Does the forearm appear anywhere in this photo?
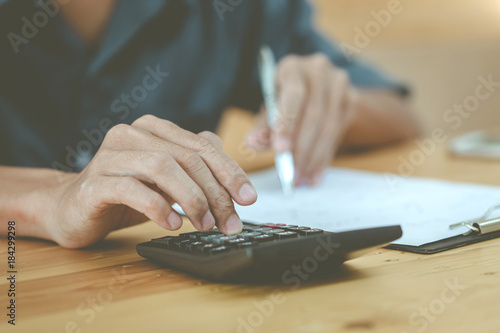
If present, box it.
[0,166,72,241]
[342,89,419,149]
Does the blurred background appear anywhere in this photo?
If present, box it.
[219,0,500,170]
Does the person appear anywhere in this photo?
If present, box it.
[0,0,417,248]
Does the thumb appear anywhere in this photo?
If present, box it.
[245,106,271,151]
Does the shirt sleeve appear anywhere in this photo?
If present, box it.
[228,0,408,113]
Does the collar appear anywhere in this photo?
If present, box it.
[88,0,171,75]
[0,0,195,74]
[89,0,197,75]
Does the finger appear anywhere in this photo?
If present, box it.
[275,56,307,152]
[302,67,351,183]
[131,116,257,206]
[309,74,355,184]
[245,106,271,151]
[99,124,178,207]
[311,89,357,179]
[90,176,182,230]
[302,101,345,185]
[100,128,243,234]
[197,131,245,234]
[198,130,223,149]
[141,182,177,214]
[101,126,242,234]
[167,143,243,235]
[92,148,214,232]
[293,54,331,183]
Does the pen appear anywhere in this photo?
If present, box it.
[258,46,295,196]
[449,204,500,234]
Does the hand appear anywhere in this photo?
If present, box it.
[246,53,358,186]
[50,115,257,248]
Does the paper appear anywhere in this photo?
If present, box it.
[233,168,500,246]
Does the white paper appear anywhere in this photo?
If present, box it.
[232,168,500,246]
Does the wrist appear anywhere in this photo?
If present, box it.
[9,169,77,244]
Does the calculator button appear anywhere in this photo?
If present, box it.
[285,226,310,232]
[274,231,298,240]
[172,239,191,249]
[262,224,276,228]
[275,224,287,227]
[298,228,324,236]
[184,241,206,251]
[200,234,223,242]
[237,241,258,248]
[282,225,301,231]
[209,246,230,255]
[213,235,239,244]
[181,240,207,251]
[254,227,272,232]
[151,236,176,245]
[238,232,262,240]
[225,238,247,247]
[195,243,218,254]
[260,228,285,234]
[180,231,204,240]
[242,225,261,231]
[250,234,274,242]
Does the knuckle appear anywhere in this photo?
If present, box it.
[278,54,301,70]
[188,190,207,210]
[194,136,216,153]
[210,189,233,211]
[144,193,163,212]
[145,152,173,175]
[104,124,130,145]
[220,164,246,186]
[180,151,204,171]
[199,131,222,146]
[84,154,103,174]
[93,147,112,162]
[311,53,330,67]
[198,130,213,138]
[132,114,157,126]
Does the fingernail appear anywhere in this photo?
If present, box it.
[239,183,257,203]
[201,211,216,231]
[273,136,291,152]
[225,214,242,235]
[167,212,182,229]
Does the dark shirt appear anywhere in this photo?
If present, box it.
[0,0,406,171]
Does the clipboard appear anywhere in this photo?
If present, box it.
[386,205,500,254]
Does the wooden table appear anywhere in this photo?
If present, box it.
[2,140,500,333]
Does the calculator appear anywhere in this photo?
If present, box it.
[136,222,402,282]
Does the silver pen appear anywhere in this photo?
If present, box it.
[258,46,295,196]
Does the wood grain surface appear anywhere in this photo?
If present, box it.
[2,138,500,333]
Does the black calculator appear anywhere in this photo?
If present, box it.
[136,222,402,283]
